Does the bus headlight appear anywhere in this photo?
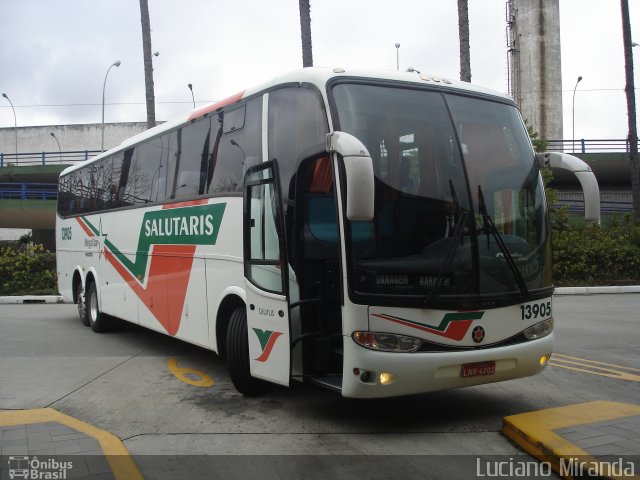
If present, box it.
[352,331,422,352]
[523,318,554,340]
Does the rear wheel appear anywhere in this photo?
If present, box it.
[77,287,90,326]
[226,307,270,396]
[86,282,109,333]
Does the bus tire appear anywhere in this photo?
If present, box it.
[77,287,90,327]
[226,307,270,396]
[86,282,109,333]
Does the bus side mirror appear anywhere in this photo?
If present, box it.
[535,152,550,169]
[327,132,375,221]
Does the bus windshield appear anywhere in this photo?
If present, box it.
[331,82,551,308]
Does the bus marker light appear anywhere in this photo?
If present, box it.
[379,372,396,385]
[540,354,551,366]
[360,370,372,382]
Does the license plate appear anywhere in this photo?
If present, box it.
[461,361,496,377]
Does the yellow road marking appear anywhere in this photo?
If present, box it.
[550,353,640,382]
[167,357,215,387]
[0,408,142,480]
[503,401,640,480]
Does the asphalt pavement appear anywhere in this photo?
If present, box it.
[0,293,638,479]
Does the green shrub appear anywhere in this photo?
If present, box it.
[0,243,58,295]
[552,214,640,286]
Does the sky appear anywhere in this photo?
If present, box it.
[0,0,638,142]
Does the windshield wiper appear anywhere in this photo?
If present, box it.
[425,181,469,306]
[477,185,529,300]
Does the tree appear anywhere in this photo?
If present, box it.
[139,0,156,129]
[621,0,640,219]
[299,0,313,68]
[458,0,471,82]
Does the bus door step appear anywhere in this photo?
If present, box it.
[308,375,343,393]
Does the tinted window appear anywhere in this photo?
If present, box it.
[208,97,262,193]
[58,174,72,216]
[174,118,210,200]
[268,87,328,195]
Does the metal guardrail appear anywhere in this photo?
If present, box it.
[0,140,636,166]
[546,139,638,154]
[0,182,58,201]
[556,192,633,215]
[0,150,101,167]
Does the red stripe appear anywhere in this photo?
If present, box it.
[255,331,283,362]
[163,198,209,210]
[104,244,195,336]
[75,217,94,237]
[375,314,473,342]
[188,91,245,122]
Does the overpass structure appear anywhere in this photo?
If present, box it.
[0,135,636,251]
[0,123,149,248]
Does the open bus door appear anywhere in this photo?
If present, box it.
[243,161,291,387]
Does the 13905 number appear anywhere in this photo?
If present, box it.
[520,301,552,320]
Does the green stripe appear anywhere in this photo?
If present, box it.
[252,328,273,350]
[82,203,226,282]
[385,311,484,332]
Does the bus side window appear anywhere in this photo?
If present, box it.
[209,97,262,194]
[174,118,210,200]
[106,154,123,209]
[268,86,328,192]
[58,174,72,216]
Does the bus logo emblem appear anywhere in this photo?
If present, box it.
[252,328,283,362]
[472,325,486,343]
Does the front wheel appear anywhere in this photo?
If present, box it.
[226,307,270,396]
[86,282,109,333]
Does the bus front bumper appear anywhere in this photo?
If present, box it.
[340,333,554,398]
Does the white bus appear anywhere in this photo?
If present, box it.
[56,67,598,398]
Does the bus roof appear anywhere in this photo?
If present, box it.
[60,67,513,176]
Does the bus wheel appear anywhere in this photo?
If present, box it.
[86,282,108,333]
[77,287,90,327]
[226,307,270,396]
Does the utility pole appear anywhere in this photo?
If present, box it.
[621,0,639,219]
[299,0,313,67]
[458,0,471,82]
[139,0,156,129]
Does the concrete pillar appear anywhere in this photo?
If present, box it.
[509,0,563,141]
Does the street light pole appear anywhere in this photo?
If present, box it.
[188,83,195,109]
[2,93,17,161]
[50,132,62,162]
[622,0,639,219]
[101,60,121,152]
[572,75,582,153]
[395,43,400,70]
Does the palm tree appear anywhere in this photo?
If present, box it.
[299,0,313,68]
[458,0,471,82]
[139,0,156,129]
[621,0,639,219]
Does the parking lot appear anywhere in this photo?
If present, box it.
[1,294,639,478]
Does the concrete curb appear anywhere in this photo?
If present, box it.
[503,401,640,480]
[554,286,640,295]
[0,295,65,304]
[0,408,143,480]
